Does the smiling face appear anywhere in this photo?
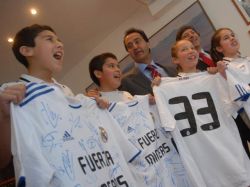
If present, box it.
[96,57,122,91]
[172,40,198,73]
[124,32,151,64]
[24,30,64,81]
[215,29,240,58]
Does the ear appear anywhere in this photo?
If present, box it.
[94,70,103,79]
[19,46,34,57]
[172,57,179,65]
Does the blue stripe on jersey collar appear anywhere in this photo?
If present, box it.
[20,88,55,107]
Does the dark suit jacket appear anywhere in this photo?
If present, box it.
[119,63,177,95]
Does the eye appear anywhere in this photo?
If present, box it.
[107,64,114,68]
[181,47,188,52]
[222,35,229,40]
[46,36,53,41]
[126,43,133,49]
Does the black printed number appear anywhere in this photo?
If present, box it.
[169,92,220,137]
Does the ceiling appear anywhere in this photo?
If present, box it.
[0,0,146,85]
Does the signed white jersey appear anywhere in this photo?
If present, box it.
[224,58,250,120]
[10,83,140,187]
[153,72,250,187]
[108,95,193,187]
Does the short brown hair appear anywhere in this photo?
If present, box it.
[176,25,200,41]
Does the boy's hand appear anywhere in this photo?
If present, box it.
[94,96,109,109]
[0,84,26,119]
[151,76,161,87]
[85,88,100,97]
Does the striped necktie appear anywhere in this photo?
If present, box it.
[199,52,215,67]
[146,64,161,79]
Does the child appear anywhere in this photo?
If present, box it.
[210,27,250,158]
[0,24,73,185]
[0,24,108,186]
[89,52,194,187]
[175,25,216,71]
[153,39,250,187]
[88,52,133,102]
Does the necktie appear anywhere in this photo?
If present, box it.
[199,52,215,67]
[146,64,161,79]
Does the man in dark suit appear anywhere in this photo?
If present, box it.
[120,28,177,95]
[175,25,215,71]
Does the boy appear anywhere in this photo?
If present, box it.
[0,24,107,186]
[88,52,133,102]
[0,24,71,185]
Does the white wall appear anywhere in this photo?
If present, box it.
[199,0,250,56]
[62,0,250,94]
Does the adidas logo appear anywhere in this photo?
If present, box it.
[63,131,74,142]
[127,126,135,133]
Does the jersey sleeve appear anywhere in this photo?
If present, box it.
[10,104,55,187]
[153,85,176,131]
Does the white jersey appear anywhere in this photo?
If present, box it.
[223,57,250,122]
[10,82,140,187]
[1,74,74,97]
[153,72,250,187]
[108,95,192,187]
[100,90,133,102]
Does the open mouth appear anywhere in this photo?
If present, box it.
[231,41,238,47]
[114,74,121,79]
[188,54,197,60]
[53,51,63,60]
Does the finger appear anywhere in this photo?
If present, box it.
[1,87,26,104]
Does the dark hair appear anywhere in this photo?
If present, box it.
[89,52,117,86]
[176,25,200,41]
[123,28,149,51]
[210,28,233,63]
[12,24,55,68]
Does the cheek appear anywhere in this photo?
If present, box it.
[100,71,114,82]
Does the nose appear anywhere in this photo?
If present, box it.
[230,35,236,40]
[115,65,121,71]
[130,42,140,50]
[57,40,64,49]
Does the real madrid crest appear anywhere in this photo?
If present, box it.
[99,126,108,143]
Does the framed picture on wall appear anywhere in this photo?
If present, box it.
[232,0,250,25]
